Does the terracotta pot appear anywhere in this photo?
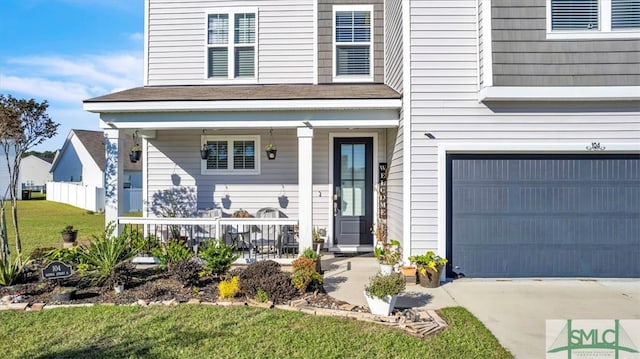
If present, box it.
[400,266,417,277]
[417,266,443,288]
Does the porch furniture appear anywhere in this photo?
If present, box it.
[253,207,286,256]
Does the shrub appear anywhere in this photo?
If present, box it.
[152,240,192,270]
[254,288,269,303]
[364,273,406,299]
[169,259,202,287]
[110,262,135,287]
[198,240,240,276]
[218,276,240,299]
[0,256,32,286]
[44,247,84,266]
[126,228,161,255]
[235,260,297,304]
[301,247,320,261]
[29,247,57,262]
[79,222,143,286]
[291,257,323,293]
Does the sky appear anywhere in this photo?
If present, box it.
[0,0,144,151]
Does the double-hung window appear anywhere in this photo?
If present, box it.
[547,0,640,38]
[333,5,373,81]
[207,10,257,80]
[201,136,260,175]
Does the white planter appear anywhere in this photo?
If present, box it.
[379,264,394,275]
[114,284,125,293]
[364,292,398,316]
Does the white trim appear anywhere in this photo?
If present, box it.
[200,135,261,175]
[479,86,640,102]
[545,0,640,39]
[143,0,149,86]
[85,99,402,113]
[142,136,148,218]
[436,141,640,263]
[313,0,318,85]
[332,5,375,82]
[480,0,493,88]
[402,0,412,261]
[100,119,399,130]
[328,132,379,248]
[298,127,314,251]
[204,8,259,82]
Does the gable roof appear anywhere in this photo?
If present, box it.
[51,130,141,173]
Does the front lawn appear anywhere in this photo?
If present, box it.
[4,200,104,256]
[0,305,512,358]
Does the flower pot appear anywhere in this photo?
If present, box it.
[52,288,76,302]
[130,150,142,163]
[114,284,125,293]
[417,266,443,288]
[61,231,78,243]
[379,263,394,275]
[200,149,209,160]
[265,149,277,160]
[400,266,417,277]
[364,292,398,316]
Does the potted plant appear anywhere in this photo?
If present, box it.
[312,227,326,251]
[200,144,209,160]
[61,225,78,244]
[52,286,77,302]
[130,144,142,163]
[265,143,277,160]
[374,238,401,275]
[409,251,448,288]
[364,273,406,316]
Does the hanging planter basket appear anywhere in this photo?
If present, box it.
[130,148,141,163]
[265,148,277,160]
[200,144,209,160]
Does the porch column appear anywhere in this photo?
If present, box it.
[103,129,124,234]
[297,127,314,252]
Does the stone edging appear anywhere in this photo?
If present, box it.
[0,299,447,338]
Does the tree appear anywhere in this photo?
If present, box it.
[0,95,59,256]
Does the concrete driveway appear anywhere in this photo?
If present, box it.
[441,279,640,358]
[323,256,640,358]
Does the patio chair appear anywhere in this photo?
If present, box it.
[252,207,283,255]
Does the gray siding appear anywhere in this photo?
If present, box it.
[147,0,314,85]
[384,0,403,92]
[409,0,640,256]
[491,0,640,86]
[317,0,384,84]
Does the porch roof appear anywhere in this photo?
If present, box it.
[83,84,401,113]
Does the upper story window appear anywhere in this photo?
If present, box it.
[207,10,257,81]
[333,5,374,82]
[547,0,640,39]
[201,135,260,175]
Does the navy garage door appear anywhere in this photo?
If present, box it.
[448,154,640,278]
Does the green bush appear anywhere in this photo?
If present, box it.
[44,247,84,266]
[79,222,143,286]
[125,227,161,255]
[301,247,320,261]
[291,257,323,293]
[364,273,406,299]
[152,240,192,270]
[198,240,239,276]
[0,256,32,286]
[254,288,269,303]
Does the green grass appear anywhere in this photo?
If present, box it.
[0,305,512,359]
[4,200,105,256]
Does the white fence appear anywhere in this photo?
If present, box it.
[46,182,142,213]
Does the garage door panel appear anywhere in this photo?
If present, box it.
[449,154,640,278]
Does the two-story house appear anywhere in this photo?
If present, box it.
[84,0,639,278]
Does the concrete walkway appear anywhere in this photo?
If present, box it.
[322,254,640,359]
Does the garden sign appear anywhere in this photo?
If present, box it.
[42,261,73,280]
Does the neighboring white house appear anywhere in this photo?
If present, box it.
[48,129,142,211]
[20,154,53,191]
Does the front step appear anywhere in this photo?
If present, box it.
[329,245,374,254]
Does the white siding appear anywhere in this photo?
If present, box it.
[20,156,52,188]
[409,0,640,255]
[147,0,314,85]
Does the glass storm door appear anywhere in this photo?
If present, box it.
[333,138,373,246]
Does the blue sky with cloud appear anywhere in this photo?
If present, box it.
[0,0,144,151]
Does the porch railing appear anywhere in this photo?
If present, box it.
[117,217,299,261]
